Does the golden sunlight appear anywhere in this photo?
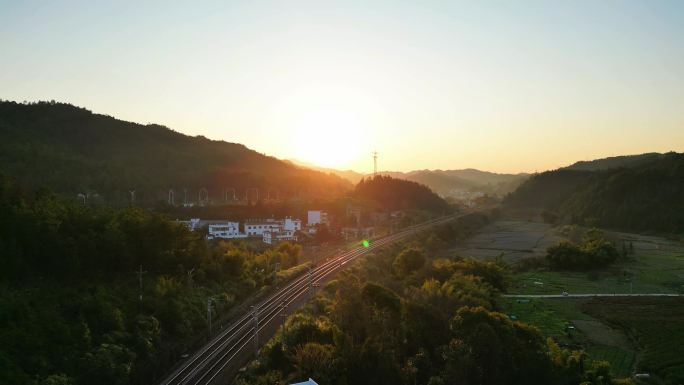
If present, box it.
[289,106,366,169]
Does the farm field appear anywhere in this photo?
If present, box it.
[509,230,684,295]
[452,220,563,262]
[477,221,684,381]
[455,220,684,295]
[501,298,636,378]
[583,297,684,385]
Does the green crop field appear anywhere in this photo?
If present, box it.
[585,345,636,379]
[506,227,684,295]
[476,222,684,381]
[500,297,636,378]
[583,297,684,385]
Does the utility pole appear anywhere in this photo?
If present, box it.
[187,268,195,289]
[307,266,319,298]
[279,301,288,334]
[308,265,314,298]
[207,298,213,338]
[135,265,147,310]
[274,262,280,288]
[251,305,259,356]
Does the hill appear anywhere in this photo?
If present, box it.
[503,152,684,234]
[353,175,451,213]
[0,101,351,205]
[565,152,666,171]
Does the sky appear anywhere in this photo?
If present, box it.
[1,1,683,174]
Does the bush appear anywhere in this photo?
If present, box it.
[546,238,619,271]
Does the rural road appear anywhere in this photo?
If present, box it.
[504,293,684,298]
[159,213,464,385]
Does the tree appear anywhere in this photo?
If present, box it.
[40,374,76,385]
[78,343,135,385]
[454,258,508,292]
[445,306,555,385]
[292,343,337,383]
[277,242,301,269]
[361,283,401,314]
[393,247,426,278]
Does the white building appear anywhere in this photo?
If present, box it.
[282,217,302,232]
[178,218,201,231]
[245,220,280,237]
[263,229,297,244]
[207,222,247,240]
[186,217,301,243]
[246,217,301,237]
[307,210,329,226]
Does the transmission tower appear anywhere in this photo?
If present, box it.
[373,151,378,176]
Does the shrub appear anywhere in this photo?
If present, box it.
[546,238,619,271]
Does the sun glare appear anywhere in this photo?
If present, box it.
[289,107,366,168]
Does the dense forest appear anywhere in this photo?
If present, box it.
[0,173,305,385]
[354,175,452,214]
[503,152,684,234]
[235,218,631,385]
[0,100,350,205]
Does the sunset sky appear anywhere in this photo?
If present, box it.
[2,1,683,173]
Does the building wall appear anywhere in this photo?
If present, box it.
[308,210,328,226]
[208,222,245,239]
[245,223,279,236]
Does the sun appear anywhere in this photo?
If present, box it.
[289,107,366,169]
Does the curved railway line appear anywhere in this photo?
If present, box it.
[160,214,461,385]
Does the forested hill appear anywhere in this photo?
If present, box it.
[565,152,666,171]
[354,175,452,213]
[0,100,350,204]
[503,152,684,234]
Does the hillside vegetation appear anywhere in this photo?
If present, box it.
[353,175,452,214]
[0,173,305,385]
[565,153,667,171]
[0,101,350,205]
[503,153,684,234]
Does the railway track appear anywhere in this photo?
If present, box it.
[160,214,460,385]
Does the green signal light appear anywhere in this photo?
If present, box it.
[362,240,370,248]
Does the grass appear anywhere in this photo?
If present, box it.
[508,231,684,295]
[503,296,684,382]
[586,345,635,378]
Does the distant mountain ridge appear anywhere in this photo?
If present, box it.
[0,101,351,205]
[288,160,529,198]
[564,152,667,171]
